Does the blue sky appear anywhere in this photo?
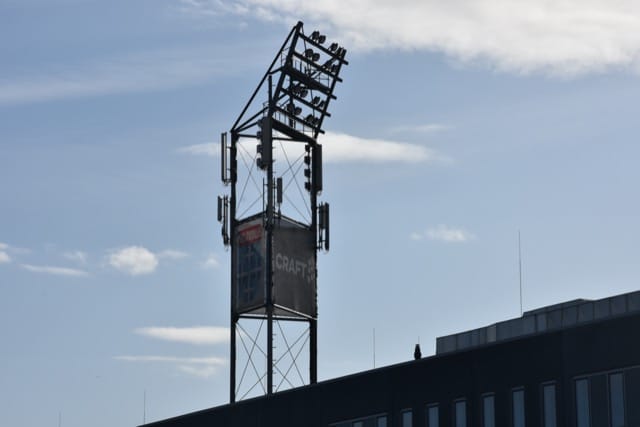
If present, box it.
[2,1,640,426]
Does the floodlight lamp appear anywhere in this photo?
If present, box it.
[318,35,326,44]
[300,88,309,98]
[286,102,295,113]
[322,59,332,69]
[312,96,321,105]
[329,42,338,52]
[304,48,314,58]
[330,64,338,74]
[312,53,320,62]
[311,30,320,41]
[286,102,302,116]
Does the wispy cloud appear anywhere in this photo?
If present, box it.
[115,355,226,378]
[63,250,87,264]
[322,131,445,163]
[186,0,640,75]
[178,143,219,157]
[176,364,219,378]
[202,253,220,269]
[178,133,445,164]
[21,264,89,277]
[135,326,229,345]
[108,246,158,276]
[411,225,475,243]
[0,46,243,106]
[157,249,189,260]
[389,123,450,135]
[0,243,10,264]
[0,242,30,263]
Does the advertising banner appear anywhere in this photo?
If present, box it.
[233,218,266,314]
[272,217,317,318]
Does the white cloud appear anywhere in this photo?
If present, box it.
[321,131,445,163]
[157,249,189,260]
[178,143,219,157]
[21,264,89,277]
[0,251,10,264]
[135,326,229,345]
[411,225,475,243]
[115,355,226,378]
[179,132,445,164]
[63,250,87,264]
[0,47,242,105]
[189,0,640,75]
[115,355,225,364]
[108,246,158,276]
[202,253,220,269]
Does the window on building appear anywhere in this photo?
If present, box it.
[609,373,625,427]
[402,409,412,427]
[330,414,389,427]
[426,404,439,427]
[575,378,590,427]
[512,388,525,427]
[454,400,467,427]
[482,394,495,427]
[542,383,557,427]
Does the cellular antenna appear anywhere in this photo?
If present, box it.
[518,230,523,316]
[218,21,348,403]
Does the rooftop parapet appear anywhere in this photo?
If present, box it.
[436,290,640,354]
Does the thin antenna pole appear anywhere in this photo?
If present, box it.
[373,328,376,369]
[143,389,146,424]
[518,230,523,316]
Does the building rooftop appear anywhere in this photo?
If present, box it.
[436,289,640,354]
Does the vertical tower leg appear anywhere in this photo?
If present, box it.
[230,319,236,403]
[310,318,317,384]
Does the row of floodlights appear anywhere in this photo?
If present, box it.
[309,30,344,55]
[303,49,340,74]
[288,85,326,107]
[285,102,320,126]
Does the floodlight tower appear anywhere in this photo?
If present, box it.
[218,21,348,403]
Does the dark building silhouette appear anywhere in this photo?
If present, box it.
[144,290,640,427]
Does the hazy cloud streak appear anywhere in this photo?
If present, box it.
[202,253,221,269]
[135,326,230,345]
[63,250,87,264]
[412,225,475,243]
[21,264,89,277]
[0,47,241,105]
[157,249,189,260]
[115,355,227,378]
[178,143,219,157]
